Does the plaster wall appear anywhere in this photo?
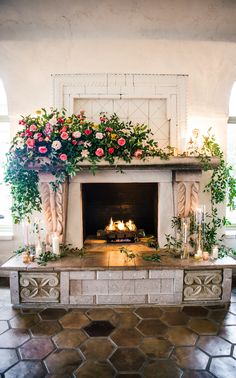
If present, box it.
[0,0,236,262]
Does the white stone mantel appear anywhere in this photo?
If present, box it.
[38,157,219,248]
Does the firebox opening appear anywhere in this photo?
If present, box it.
[82,183,158,241]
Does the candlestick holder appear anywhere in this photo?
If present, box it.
[181,217,190,259]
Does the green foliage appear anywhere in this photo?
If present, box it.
[164,234,183,251]
[119,246,137,260]
[142,253,161,262]
[36,251,59,266]
[59,244,86,258]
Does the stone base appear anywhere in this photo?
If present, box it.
[2,251,235,307]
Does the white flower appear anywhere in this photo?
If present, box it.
[50,116,58,126]
[16,139,24,150]
[52,140,62,150]
[81,149,89,158]
[96,132,104,140]
[72,131,81,138]
[84,141,91,147]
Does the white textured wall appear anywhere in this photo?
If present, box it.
[1,0,236,261]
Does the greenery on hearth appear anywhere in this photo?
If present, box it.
[5,108,170,223]
[142,253,161,262]
[119,246,137,260]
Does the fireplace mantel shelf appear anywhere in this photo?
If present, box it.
[76,156,220,171]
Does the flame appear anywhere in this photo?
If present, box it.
[126,220,135,231]
[117,220,125,231]
[108,217,114,231]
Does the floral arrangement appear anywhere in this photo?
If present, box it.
[5,108,169,223]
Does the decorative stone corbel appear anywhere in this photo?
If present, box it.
[39,173,68,244]
[174,171,201,217]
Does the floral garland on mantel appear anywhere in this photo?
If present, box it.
[5,108,170,223]
[4,106,236,257]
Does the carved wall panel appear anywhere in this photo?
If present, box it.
[19,272,60,303]
[183,270,222,301]
[39,179,68,244]
[174,172,201,217]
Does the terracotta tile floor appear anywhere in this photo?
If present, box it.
[0,278,236,377]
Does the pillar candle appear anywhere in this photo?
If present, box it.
[52,234,60,255]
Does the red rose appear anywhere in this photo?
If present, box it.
[72,140,77,145]
[19,120,25,125]
[38,146,47,154]
[117,137,126,146]
[57,117,65,124]
[108,147,114,154]
[26,138,35,149]
[84,129,92,136]
[59,153,67,161]
[26,130,33,137]
[61,132,69,140]
[105,127,113,132]
[95,148,104,157]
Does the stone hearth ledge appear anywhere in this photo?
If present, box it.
[1,253,235,307]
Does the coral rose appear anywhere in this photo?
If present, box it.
[84,129,92,136]
[38,146,48,154]
[29,124,37,131]
[26,138,35,149]
[117,137,126,146]
[60,126,67,133]
[134,149,143,159]
[59,153,67,161]
[105,127,113,132]
[61,131,69,140]
[108,147,114,154]
[95,148,104,157]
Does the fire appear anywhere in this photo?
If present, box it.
[106,218,137,232]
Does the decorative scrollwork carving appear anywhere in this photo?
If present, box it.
[19,272,60,303]
[184,270,222,301]
[177,182,186,217]
[190,182,200,213]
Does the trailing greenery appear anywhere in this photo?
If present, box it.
[5,109,170,223]
[142,253,161,262]
[119,246,137,260]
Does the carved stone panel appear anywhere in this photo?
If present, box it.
[174,172,201,217]
[183,270,222,301]
[19,272,60,303]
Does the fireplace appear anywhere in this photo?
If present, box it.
[82,183,158,241]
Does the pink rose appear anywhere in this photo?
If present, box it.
[108,147,114,154]
[105,127,113,132]
[117,137,126,146]
[60,126,67,133]
[72,140,77,145]
[38,146,48,154]
[59,153,67,161]
[61,131,69,140]
[25,130,33,137]
[72,131,81,138]
[34,132,42,139]
[20,132,25,137]
[38,137,43,142]
[29,124,37,131]
[78,141,84,145]
[26,138,35,149]
[134,149,143,159]
[95,148,104,157]
[84,129,92,136]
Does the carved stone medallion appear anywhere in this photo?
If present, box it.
[183,270,222,301]
[19,272,60,303]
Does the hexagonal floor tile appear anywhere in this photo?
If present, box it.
[19,338,55,359]
[80,338,115,360]
[167,326,198,346]
[0,306,19,320]
[0,320,9,335]
[84,320,115,337]
[182,306,209,317]
[4,361,45,378]
[219,325,236,343]
[74,361,115,377]
[229,302,236,315]
[188,318,218,335]
[222,312,236,325]
[142,360,182,378]
[116,312,139,328]
[182,371,213,378]
[44,349,82,375]
[116,374,141,378]
[197,335,232,356]
[0,349,18,373]
[39,308,67,320]
[0,328,30,348]
[53,329,87,348]
[110,348,145,371]
[161,311,189,326]
[140,337,173,359]
[171,346,209,370]
[59,311,90,329]
[137,319,168,337]
[135,307,163,319]
[30,320,62,337]
[86,308,118,325]
[111,328,142,347]
[208,310,227,323]
[9,313,39,329]
[210,356,236,378]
